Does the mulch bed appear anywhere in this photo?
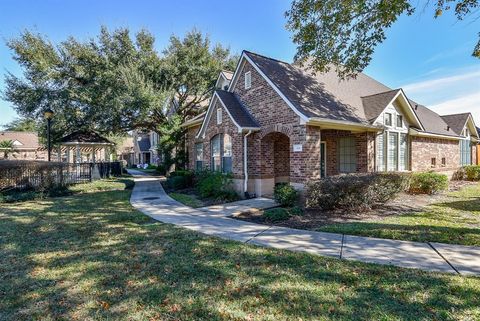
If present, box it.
[233,180,478,230]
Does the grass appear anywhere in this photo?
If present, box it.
[169,192,204,208]
[319,183,480,246]
[1,178,480,320]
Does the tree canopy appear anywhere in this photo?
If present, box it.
[2,117,38,132]
[286,0,480,78]
[3,27,237,137]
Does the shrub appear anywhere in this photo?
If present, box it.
[195,170,238,201]
[166,170,194,190]
[305,173,411,211]
[273,183,298,207]
[464,165,480,181]
[146,164,157,170]
[408,172,448,194]
[288,206,304,216]
[156,164,166,175]
[263,208,291,222]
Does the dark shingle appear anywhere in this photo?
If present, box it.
[245,51,391,124]
[137,136,151,152]
[361,89,401,121]
[216,90,260,128]
[440,113,471,136]
[409,102,457,137]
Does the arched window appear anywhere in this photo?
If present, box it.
[210,134,232,173]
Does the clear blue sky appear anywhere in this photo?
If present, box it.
[1,0,479,126]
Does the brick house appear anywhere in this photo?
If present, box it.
[182,51,479,197]
[0,131,47,160]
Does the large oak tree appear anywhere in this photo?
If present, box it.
[3,27,236,138]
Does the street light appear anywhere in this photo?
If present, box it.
[44,108,54,162]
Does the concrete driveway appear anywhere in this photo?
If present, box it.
[128,170,480,275]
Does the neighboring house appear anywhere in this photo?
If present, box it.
[133,131,156,165]
[0,131,46,160]
[116,136,135,166]
[182,50,479,197]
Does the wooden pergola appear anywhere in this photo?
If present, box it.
[58,130,114,164]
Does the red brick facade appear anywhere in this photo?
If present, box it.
[185,58,476,196]
[410,136,460,172]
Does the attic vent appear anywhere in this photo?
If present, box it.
[244,71,251,90]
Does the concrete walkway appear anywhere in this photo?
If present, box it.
[127,171,480,276]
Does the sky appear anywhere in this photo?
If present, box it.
[0,0,479,127]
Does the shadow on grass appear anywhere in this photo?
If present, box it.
[1,189,480,320]
[436,196,480,212]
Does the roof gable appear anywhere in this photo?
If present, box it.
[0,131,39,149]
[364,89,423,130]
[362,89,401,121]
[441,113,478,137]
[196,90,260,138]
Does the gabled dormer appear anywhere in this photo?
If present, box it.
[441,113,479,140]
[215,70,234,90]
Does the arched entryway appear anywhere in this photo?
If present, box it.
[259,132,290,196]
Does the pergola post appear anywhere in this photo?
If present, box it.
[76,145,81,163]
[92,147,96,164]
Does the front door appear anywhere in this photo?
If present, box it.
[320,142,326,178]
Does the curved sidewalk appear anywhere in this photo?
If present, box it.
[128,171,480,276]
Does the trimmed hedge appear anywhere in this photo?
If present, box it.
[305,173,411,211]
[166,170,194,190]
[408,172,448,195]
[273,183,298,207]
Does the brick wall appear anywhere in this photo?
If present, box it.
[186,124,201,170]
[232,60,315,183]
[410,136,460,171]
[193,100,244,179]
[321,130,375,176]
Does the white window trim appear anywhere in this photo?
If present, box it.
[384,113,392,126]
[216,107,222,125]
[244,71,251,89]
[378,131,410,172]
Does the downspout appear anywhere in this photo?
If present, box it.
[243,130,253,197]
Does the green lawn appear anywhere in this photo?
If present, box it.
[1,179,480,320]
[169,192,204,208]
[319,183,480,246]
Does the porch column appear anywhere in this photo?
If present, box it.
[66,146,70,163]
[76,145,81,163]
[92,147,96,163]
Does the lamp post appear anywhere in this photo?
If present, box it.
[44,108,54,162]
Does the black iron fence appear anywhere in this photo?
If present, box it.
[0,160,122,192]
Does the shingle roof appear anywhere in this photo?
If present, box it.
[244,51,467,138]
[60,130,113,144]
[409,102,457,137]
[0,131,40,149]
[137,136,151,152]
[244,51,391,124]
[216,90,260,128]
[361,89,401,121]
[440,113,471,135]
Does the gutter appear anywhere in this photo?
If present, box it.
[243,130,253,196]
[306,117,383,132]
